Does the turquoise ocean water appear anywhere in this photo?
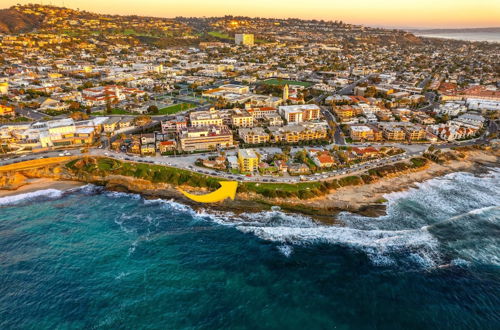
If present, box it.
[0,169,499,329]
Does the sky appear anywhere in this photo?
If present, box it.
[3,0,500,29]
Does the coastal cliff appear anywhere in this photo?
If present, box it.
[1,146,498,220]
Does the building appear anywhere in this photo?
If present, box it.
[269,122,328,143]
[312,151,336,168]
[0,104,15,117]
[238,127,270,144]
[238,149,259,173]
[0,82,8,95]
[231,109,254,128]
[349,125,382,141]
[103,117,121,133]
[161,116,187,133]
[235,34,254,46]
[190,109,223,127]
[334,105,358,122]
[382,126,406,141]
[247,107,278,119]
[404,125,427,141]
[179,125,234,151]
[279,104,320,123]
[283,84,289,101]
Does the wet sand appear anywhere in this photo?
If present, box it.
[0,178,84,198]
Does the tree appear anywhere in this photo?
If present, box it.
[147,105,159,114]
[105,98,112,114]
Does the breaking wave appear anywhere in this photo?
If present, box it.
[1,168,498,269]
[0,189,64,206]
[230,169,500,268]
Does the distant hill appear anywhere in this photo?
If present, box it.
[0,8,42,33]
[409,27,500,34]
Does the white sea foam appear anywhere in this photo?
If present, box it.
[237,223,440,267]
[0,188,64,206]
[277,244,294,257]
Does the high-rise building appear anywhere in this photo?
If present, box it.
[235,34,254,46]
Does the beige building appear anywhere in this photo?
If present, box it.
[235,34,254,46]
[179,126,234,151]
[238,127,270,144]
[190,109,223,127]
[231,109,254,128]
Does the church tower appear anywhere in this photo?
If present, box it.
[282,84,289,101]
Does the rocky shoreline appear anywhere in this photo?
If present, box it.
[1,147,498,223]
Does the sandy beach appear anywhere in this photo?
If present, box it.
[0,178,84,198]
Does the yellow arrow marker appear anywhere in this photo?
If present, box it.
[178,181,238,203]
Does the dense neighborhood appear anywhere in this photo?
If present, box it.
[0,4,498,180]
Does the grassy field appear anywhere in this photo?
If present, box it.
[259,79,312,87]
[158,103,196,115]
[93,108,130,115]
[208,31,232,40]
[243,181,321,193]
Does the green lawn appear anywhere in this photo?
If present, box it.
[158,103,196,115]
[93,108,130,115]
[259,79,312,88]
[208,31,232,40]
[244,181,321,193]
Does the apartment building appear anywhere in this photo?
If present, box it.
[383,126,406,141]
[189,109,223,127]
[238,127,270,144]
[404,125,427,141]
[238,149,259,173]
[279,104,320,123]
[269,123,328,143]
[0,104,15,117]
[231,109,254,128]
[349,125,383,141]
[179,125,234,151]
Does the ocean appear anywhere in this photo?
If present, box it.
[0,169,499,329]
[416,32,500,43]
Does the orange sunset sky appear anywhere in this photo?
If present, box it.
[3,0,500,28]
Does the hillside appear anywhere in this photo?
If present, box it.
[0,8,42,33]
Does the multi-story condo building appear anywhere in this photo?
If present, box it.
[404,125,427,141]
[238,127,270,144]
[246,107,278,119]
[190,109,224,127]
[238,148,259,173]
[269,123,328,143]
[383,126,406,141]
[0,104,15,117]
[179,125,234,151]
[231,109,254,128]
[349,125,383,141]
[279,104,321,123]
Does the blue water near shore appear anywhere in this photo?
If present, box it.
[0,169,499,329]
